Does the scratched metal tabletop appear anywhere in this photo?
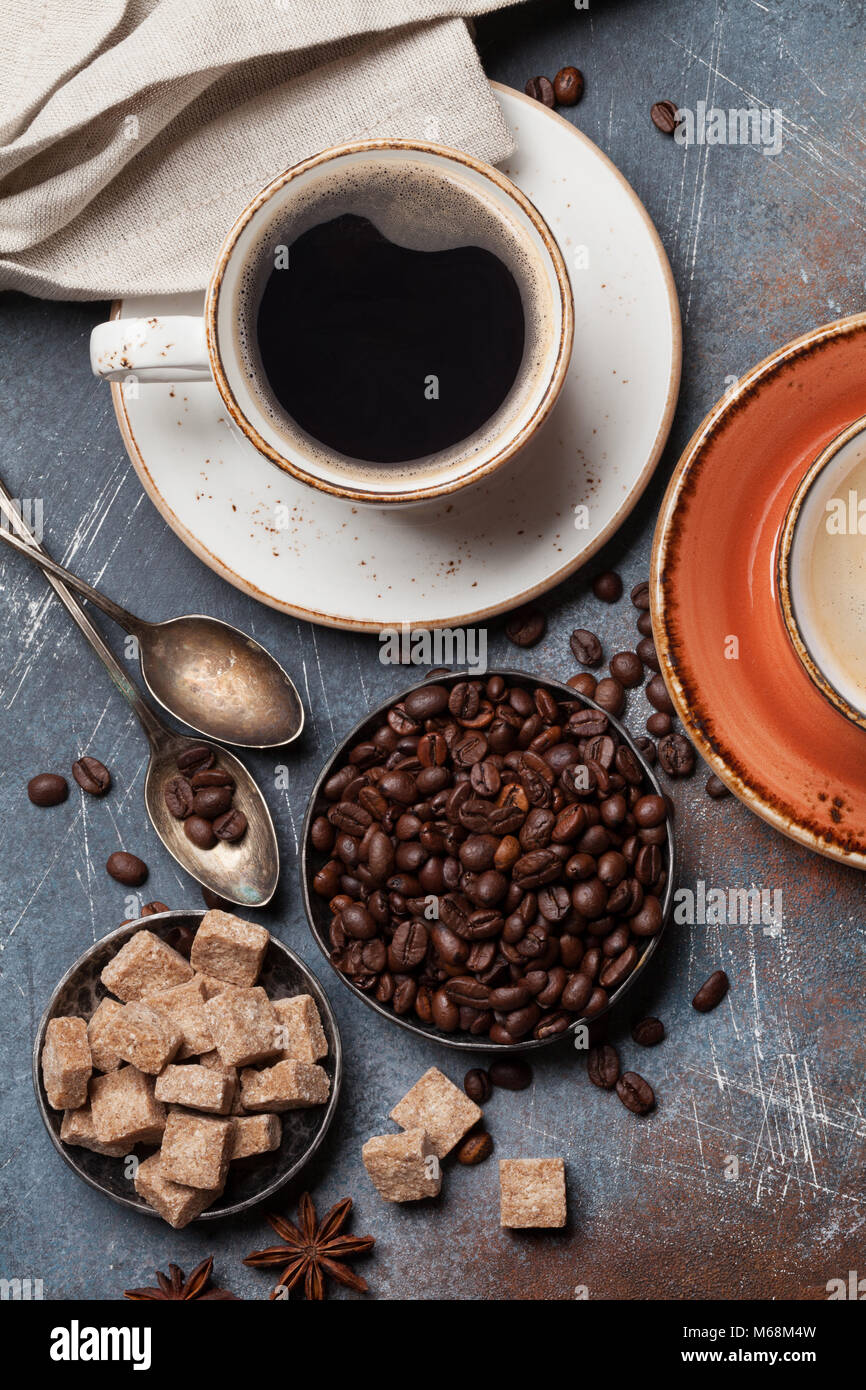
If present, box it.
[1,0,863,1301]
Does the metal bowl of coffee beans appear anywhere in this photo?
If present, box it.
[301,671,675,1052]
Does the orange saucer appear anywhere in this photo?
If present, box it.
[651,313,866,868]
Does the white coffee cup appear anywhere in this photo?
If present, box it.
[91,138,573,507]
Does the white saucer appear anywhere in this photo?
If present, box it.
[110,85,681,631]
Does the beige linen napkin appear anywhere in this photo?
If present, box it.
[0,0,524,299]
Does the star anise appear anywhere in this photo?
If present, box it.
[124,1255,239,1301]
[243,1193,375,1300]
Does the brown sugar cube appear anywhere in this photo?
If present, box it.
[390,1067,481,1158]
[193,972,237,1000]
[190,910,269,987]
[228,1113,282,1160]
[362,1128,441,1202]
[198,1051,241,1112]
[100,929,193,1001]
[144,978,213,1058]
[240,1059,329,1113]
[60,1103,128,1157]
[499,1158,567,1229]
[87,998,125,1073]
[135,1152,223,1229]
[42,1017,92,1110]
[104,1002,182,1074]
[89,1066,166,1146]
[272,994,328,1063]
[154,1064,234,1114]
[159,1110,233,1189]
[204,986,280,1067]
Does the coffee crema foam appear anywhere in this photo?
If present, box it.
[232,158,556,485]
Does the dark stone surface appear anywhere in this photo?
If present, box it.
[0,0,863,1300]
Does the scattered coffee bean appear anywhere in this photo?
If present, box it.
[190,768,234,789]
[592,570,622,603]
[505,606,546,647]
[616,1071,655,1114]
[706,774,730,800]
[163,775,194,819]
[636,610,653,637]
[636,637,660,672]
[464,1068,492,1104]
[490,1058,533,1090]
[71,756,111,796]
[632,1017,665,1046]
[610,651,643,688]
[456,1131,494,1165]
[141,901,170,916]
[567,672,597,697]
[213,809,248,842]
[630,580,651,610]
[658,733,695,777]
[594,676,624,715]
[525,75,555,107]
[28,773,68,807]
[651,100,679,134]
[692,969,729,1013]
[184,815,217,850]
[646,712,672,737]
[587,1043,620,1089]
[106,851,148,886]
[634,735,656,765]
[570,628,603,666]
[646,674,674,714]
[554,65,584,105]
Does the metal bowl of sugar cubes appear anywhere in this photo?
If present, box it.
[33,908,342,1225]
[301,669,676,1053]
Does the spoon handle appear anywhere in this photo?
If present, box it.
[0,525,143,634]
[0,484,169,748]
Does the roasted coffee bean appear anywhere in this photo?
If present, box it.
[525,75,555,107]
[190,768,234,790]
[28,773,68,806]
[594,677,624,716]
[658,733,695,777]
[140,901,170,916]
[651,100,679,134]
[646,712,672,736]
[592,569,622,602]
[609,651,643,688]
[72,756,111,796]
[692,969,729,1013]
[635,843,662,886]
[599,944,638,990]
[631,895,663,937]
[636,637,660,672]
[106,850,148,885]
[505,605,546,646]
[570,628,603,666]
[636,610,653,637]
[706,774,730,800]
[176,743,215,774]
[489,1058,532,1090]
[630,580,651,610]
[616,1071,655,1114]
[192,785,233,819]
[646,675,674,714]
[405,683,449,719]
[561,972,592,1012]
[445,976,491,1008]
[464,1067,492,1104]
[554,64,584,105]
[213,809,247,842]
[632,1017,665,1046]
[567,672,597,697]
[634,793,666,827]
[587,1043,620,1089]
[456,1131,493,1165]
[635,735,656,765]
[183,816,216,851]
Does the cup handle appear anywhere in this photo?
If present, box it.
[90,316,211,383]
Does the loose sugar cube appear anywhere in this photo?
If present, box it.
[87,998,124,1072]
[105,1002,182,1074]
[159,1110,233,1189]
[229,1113,281,1160]
[154,1064,233,1114]
[194,973,237,1000]
[390,1067,481,1158]
[362,1128,441,1202]
[89,1066,166,1146]
[272,994,328,1063]
[135,1152,222,1229]
[144,978,213,1058]
[204,986,280,1067]
[240,1059,329,1113]
[60,1103,128,1157]
[100,930,193,1001]
[499,1158,567,1228]
[42,1016,92,1110]
[198,1051,241,1111]
[190,911,269,987]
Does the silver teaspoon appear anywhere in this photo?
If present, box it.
[0,489,278,907]
[0,527,303,748]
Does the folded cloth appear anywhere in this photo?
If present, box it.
[0,0,525,300]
